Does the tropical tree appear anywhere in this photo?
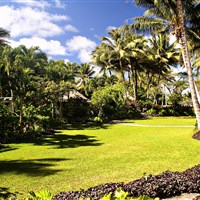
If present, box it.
[123,27,148,100]
[92,43,113,76]
[0,27,11,96]
[0,28,10,46]
[143,31,180,103]
[77,63,95,94]
[12,45,48,132]
[45,60,75,83]
[132,0,200,128]
[95,28,130,82]
[0,46,13,97]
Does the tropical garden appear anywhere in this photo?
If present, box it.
[0,0,200,199]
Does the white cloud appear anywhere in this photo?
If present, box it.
[55,0,65,8]
[64,58,70,63]
[9,37,66,56]
[66,36,97,63]
[66,36,96,52]
[78,49,93,63]
[106,26,117,32]
[94,34,100,39]
[13,0,50,8]
[65,24,79,33]
[0,5,69,38]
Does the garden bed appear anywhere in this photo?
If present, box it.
[54,165,200,200]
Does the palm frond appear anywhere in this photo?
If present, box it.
[193,57,200,67]
[133,0,154,8]
[0,28,10,38]
[132,16,166,33]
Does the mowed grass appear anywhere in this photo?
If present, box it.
[0,117,200,199]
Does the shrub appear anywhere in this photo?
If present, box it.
[63,98,90,123]
[0,102,18,139]
[91,84,141,121]
[146,108,157,115]
[146,106,194,117]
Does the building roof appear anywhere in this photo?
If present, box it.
[63,90,88,101]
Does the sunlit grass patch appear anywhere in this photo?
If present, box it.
[0,117,199,199]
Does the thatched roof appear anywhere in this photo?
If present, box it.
[63,90,88,101]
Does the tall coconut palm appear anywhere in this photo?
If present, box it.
[132,0,200,128]
[123,26,149,100]
[98,27,131,82]
[145,32,180,100]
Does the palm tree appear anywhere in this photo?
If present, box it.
[92,43,112,76]
[0,45,14,111]
[0,28,10,46]
[123,27,148,100]
[0,27,11,96]
[77,63,95,91]
[98,27,130,82]
[12,45,47,132]
[132,0,200,128]
[145,32,180,101]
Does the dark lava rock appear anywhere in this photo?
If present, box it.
[192,131,200,140]
[54,165,200,200]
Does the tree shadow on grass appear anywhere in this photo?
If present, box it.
[57,123,110,130]
[0,187,20,199]
[0,158,69,177]
[16,134,103,149]
[0,145,18,153]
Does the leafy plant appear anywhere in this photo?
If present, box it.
[26,190,53,200]
[146,108,157,115]
[101,188,159,200]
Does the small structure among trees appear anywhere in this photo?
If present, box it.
[0,97,14,112]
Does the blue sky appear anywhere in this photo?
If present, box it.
[0,0,144,63]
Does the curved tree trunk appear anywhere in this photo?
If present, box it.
[177,0,200,129]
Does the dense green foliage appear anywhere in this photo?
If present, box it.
[146,105,194,116]
[91,83,141,121]
[0,29,195,140]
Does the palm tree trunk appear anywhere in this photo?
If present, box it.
[134,69,138,101]
[177,0,200,129]
[130,65,137,100]
[119,59,125,82]
[19,98,23,133]
[9,81,14,112]
[146,73,153,99]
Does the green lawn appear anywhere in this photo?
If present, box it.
[0,117,199,199]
